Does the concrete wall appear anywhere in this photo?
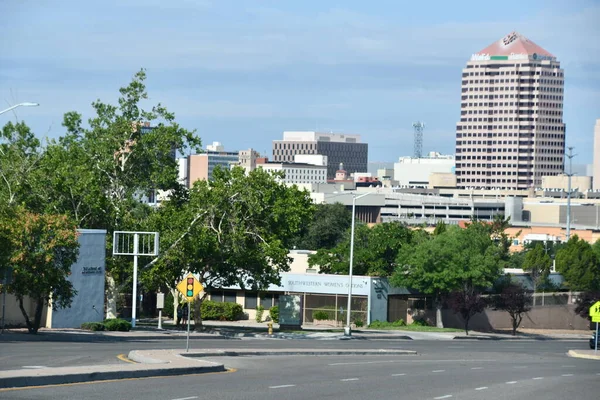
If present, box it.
[442,304,590,331]
[47,230,107,328]
[0,294,48,328]
[542,175,592,191]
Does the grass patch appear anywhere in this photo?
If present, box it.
[368,319,462,332]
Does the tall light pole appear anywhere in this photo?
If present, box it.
[565,147,576,240]
[0,102,39,116]
[345,191,372,336]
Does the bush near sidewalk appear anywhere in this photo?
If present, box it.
[80,318,132,332]
[269,305,279,323]
[201,300,243,321]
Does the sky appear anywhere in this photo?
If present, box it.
[1,0,599,164]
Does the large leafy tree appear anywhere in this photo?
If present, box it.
[308,222,416,277]
[293,202,352,250]
[0,121,44,211]
[391,222,505,328]
[555,236,600,292]
[0,208,80,333]
[141,167,315,327]
[522,242,553,292]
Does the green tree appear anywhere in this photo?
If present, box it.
[0,121,44,210]
[555,236,600,292]
[294,203,352,250]
[522,242,553,292]
[141,167,315,328]
[391,222,504,328]
[1,209,80,333]
[309,222,416,277]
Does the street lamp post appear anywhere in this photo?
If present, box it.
[565,147,576,240]
[0,102,39,116]
[345,192,372,336]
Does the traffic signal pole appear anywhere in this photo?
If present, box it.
[186,302,191,352]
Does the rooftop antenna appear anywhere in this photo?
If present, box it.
[413,121,424,158]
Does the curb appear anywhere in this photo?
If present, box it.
[567,349,600,360]
[177,349,418,358]
[453,336,588,341]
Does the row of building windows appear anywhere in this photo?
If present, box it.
[463,94,563,101]
[273,143,317,150]
[462,86,564,93]
[464,69,563,77]
[463,78,563,85]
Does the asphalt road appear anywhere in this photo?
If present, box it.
[1,338,598,400]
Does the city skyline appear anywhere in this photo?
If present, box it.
[1,0,598,164]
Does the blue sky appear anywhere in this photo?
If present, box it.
[1,0,599,164]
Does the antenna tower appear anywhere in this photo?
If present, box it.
[413,121,424,158]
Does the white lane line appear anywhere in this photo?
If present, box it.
[475,387,488,391]
[506,381,518,384]
[432,369,446,373]
[172,397,198,400]
[22,366,46,369]
[340,378,359,382]
[562,374,574,377]
[269,385,296,389]
[532,377,544,380]
[434,396,453,400]
[327,359,495,366]
[471,367,483,370]
[561,365,575,368]
[391,373,406,376]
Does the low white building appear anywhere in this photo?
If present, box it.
[294,154,328,167]
[258,162,327,185]
[394,152,455,187]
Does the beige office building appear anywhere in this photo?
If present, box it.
[455,32,565,190]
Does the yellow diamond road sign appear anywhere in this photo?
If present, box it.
[176,273,203,301]
[589,301,600,318]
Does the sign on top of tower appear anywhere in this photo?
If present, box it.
[470,31,555,62]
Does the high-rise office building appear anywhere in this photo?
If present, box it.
[594,119,600,190]
[272,131,368,178]
[455,32,565,189]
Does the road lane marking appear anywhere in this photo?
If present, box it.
[533,377,544,380]
[562,374,574,377]
[340,378,359,381]
[475,387,488,391]
[21,366,46,369]
[561,365,575,368]
[172,397,198,400]
[506,381,518,384]
[391,373,406,376]
[434,396,452,399]
[327,359,495,366]
[447,346,464,349]
[432,370,445,373]
[117,354,137,364]
[471,367,483,370]
[269,385,296,389]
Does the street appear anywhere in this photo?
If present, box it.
[1,338,598,399]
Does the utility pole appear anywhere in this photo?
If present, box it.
[565,147,576,241]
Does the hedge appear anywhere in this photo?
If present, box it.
[201,300,243,321]
[104,318,132,331]
[81,322,105,331]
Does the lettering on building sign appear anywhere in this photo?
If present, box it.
[82,266,103,275]
[503,32,518,46]
[286,280,366,289]
[471,53,490,61]
[509,53,528,60]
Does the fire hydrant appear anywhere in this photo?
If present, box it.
[267,322,273,335]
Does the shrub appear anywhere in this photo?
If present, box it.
[313,310,329,321]
[104,318,132,332]
[269,306,279,323]
[354,319,364,328]
[201,300,243,321]
[256,305,265,322]
[411,318,429,327]
[81,322,105,331]
[368,319,406,329]
[163,291,175,318]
